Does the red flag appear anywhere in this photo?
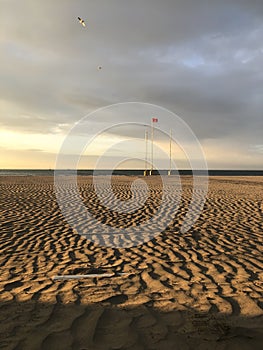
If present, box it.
[152,118,158,123]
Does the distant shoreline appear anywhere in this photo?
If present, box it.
[0,169,263,176]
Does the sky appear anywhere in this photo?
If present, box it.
[1,0,263,169]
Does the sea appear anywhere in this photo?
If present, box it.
[0,169,262,176]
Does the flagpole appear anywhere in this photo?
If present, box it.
[168,129,172,176]
[151,119,154,175]
[144,130,148,176]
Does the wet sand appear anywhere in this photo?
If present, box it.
[0,175,262,349]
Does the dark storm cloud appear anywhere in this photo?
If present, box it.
[1,0,263,167]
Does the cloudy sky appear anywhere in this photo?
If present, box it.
[1,0,262,169]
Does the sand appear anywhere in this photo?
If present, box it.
[0,175,262,350]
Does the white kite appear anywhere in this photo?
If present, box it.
[78,17,86,27]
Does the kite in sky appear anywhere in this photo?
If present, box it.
[77,17,103,70]
[78,17,86,27]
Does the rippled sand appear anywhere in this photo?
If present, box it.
[0,175,262,349]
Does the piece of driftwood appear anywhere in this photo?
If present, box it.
[53,272,128,280]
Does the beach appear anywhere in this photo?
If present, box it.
[0,175,262,349]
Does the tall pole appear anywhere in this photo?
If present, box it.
[169,129,172,175]
[144,130,148,176]
[151,120,154,175]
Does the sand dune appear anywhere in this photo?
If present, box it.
[0,175,262,349]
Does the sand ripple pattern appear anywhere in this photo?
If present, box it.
[55,175,184,247]
[0,175,262,349]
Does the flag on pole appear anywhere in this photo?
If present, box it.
[152,117,158,123]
